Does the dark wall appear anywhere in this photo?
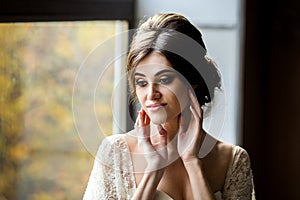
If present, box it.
[243,0,300,199]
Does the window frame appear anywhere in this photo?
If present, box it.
[0,0,135,28]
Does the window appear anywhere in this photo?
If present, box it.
[0,19,128,200]
[0,1,134,199]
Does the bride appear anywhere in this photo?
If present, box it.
[83,13,255,200]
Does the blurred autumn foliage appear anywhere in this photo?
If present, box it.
[0,21,127,199]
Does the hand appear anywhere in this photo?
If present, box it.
[177,90,204,163]
[135,109,168,172]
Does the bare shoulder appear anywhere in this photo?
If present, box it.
[213,142,252,164]
[205,140,233,167]
[216,141,234,159]
[200,140,234,191]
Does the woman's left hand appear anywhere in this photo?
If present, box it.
[177,89,204,163]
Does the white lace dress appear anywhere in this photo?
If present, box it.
[83,134,255,200]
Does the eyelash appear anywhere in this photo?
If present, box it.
[159,76,173,84]
[135,80,147,87]
[135,76,174,87]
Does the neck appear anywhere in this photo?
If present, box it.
[148,116,179,143]
[160,116,180,142]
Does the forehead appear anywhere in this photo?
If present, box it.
[135,52,173,73]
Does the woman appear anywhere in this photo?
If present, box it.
[83,13,255,199]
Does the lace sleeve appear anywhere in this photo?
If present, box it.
[222,146,256,200]
[82,135,136,200]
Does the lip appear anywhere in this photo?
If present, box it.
[146,103,167,111]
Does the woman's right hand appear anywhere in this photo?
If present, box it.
[135,109,168,172]
[132,109,168,200]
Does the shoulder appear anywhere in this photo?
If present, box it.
[232,145,251,158]
[230,145,253,173]
[214,141,234,158]
[96,134,129,161]
[222,145,255,198]
[97,130,139,155]
[205,141,254,192]
[202,140,235,176]
[123,130,141,154]
[200,140,233,192]
[205,141,233,167]
[212,142,252,172]
[217,143,253,186]
[210,141,252,165]
[98,134,127,149]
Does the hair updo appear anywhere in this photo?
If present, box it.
[127,13,221,106]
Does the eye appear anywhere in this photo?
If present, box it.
[159,76,174,84]
[135,79,148,87]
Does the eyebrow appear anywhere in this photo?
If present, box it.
[134,69,175,77]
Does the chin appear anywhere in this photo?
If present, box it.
[147,111,168,125]
[151,117,167,125]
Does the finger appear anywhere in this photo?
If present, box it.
[177,115,185,135]
[189,105,203,141]
[139,111,153,145]
[139,110,147,126]
[139,110,144,125]
[137,127,153,152]
[136,111,143,145]
[189,90,201,116]
[135,111,141,128]
[155,125,167,157]
[144,111,150,125]
[189,105,200,126]
[139,110,144,126]
[139,136,155,153]
[139,124,156,153]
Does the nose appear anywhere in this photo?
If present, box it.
[147,83,161,100]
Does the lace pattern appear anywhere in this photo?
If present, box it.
[83,135,255,200]
[222,146,256,200]
[83,135,135,200]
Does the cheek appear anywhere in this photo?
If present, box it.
[135,89,147,108]
[172,85,190,112]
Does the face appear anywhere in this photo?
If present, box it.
[134,52,190,125]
